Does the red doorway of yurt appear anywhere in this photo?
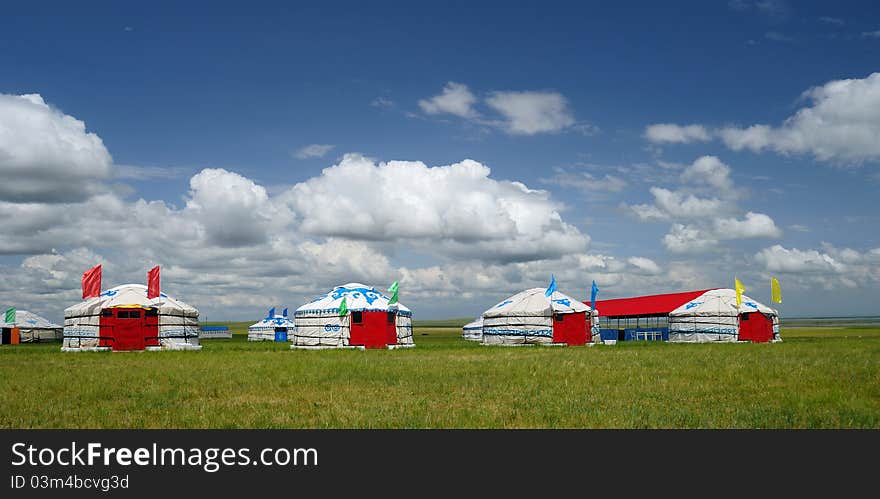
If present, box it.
[100,308,160,351]
[738,312,773,343]
[552,312,588,345]
[349,311,397,349]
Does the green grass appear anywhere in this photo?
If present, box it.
[0,326,877,429]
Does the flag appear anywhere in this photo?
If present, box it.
[338,296,348,317]
[544,274,557,297]
[147,265,160,299]
[282,307,288,318]
[590,280,599,311]
[388,281,399,305]
[268,307,275,318]
[771,277,782,304]
[4,307,14,324]
[82,265,102,299]
[735,277,746,307]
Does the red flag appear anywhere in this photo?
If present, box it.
[82,265,101,299]
[147,265,160,299]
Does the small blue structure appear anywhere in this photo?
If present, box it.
[199,326,232,339]
[248,307,294,342]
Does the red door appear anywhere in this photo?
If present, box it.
[552,312,588,345]
[112,308,146,351]
[738,312,773,343]
[349,311,397,348]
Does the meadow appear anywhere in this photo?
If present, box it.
[0,324,877,429]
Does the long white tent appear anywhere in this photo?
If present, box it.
[668,288,780,343]
[63,284,201,351]
[461,317,483,341]
[481,288,593,346]
[0,310,63,342]
[292,283,414,349]
[248,309,295,341]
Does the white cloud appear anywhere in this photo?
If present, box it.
[861,29,880,39]
[625,156,780,253]
[627,257,662,275]
[485,90,575,135]
[0,93,112,203]
[764,31,796,43]
[659,73,880,164]
[644,124,711,144]
[418,82,478,119]
[713,212,782,239]
[185,168,295,247]
[294,144,336,159]
[755,244,847,273]
[542,168,627,193]
[288,154,589,262]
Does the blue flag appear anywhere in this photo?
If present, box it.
[590,280,599,311]
[282,307,288,318]
[267,307,275,319]
[544,274,557,297]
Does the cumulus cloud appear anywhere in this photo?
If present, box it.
[294,144,336,159]
[288,154,589,262]
[755,244,847,273]
[485,90,575,135]
[625,156,780,253]
[644,124,711,144]
[184,168,295,247]
[0,93,112,203]
[650,73,880,164]
[418,82,478,119]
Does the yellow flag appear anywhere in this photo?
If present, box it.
[735,277,745,307]
[771,277,782,304]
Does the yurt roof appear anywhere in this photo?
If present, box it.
[462,318,483,330]
[482,288,589,319]
[295,282,412,317]
[0,310,62,329]
[668,288,777,317]
[64,284,198,317]
[249,314,295,329]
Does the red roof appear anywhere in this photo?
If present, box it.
[586,289,716,317]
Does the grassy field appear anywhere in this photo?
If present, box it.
[0,326,877,429]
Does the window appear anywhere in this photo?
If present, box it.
[741,314,750,321]
[101,309,112,317]
[145,308,158,317]
[128,310,141,319]
[554,313,565,322]
[387,312,395,324]
[117,311,129,318]
[351,311,363,324]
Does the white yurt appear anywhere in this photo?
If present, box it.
[248,308,295,341]
[62,284,201,352]
[481,288,593,346]
[461,317,483,341]
[292,283,414,349]
[667,288,780,343]
[0,310,63,342]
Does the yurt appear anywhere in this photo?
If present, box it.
[461,317,483,341]
[1,311,63,343]
[668,289,779,343]
[248,308,295,341]
[292,283,414,349]
[62,284,201,352]
[481,288,593,346]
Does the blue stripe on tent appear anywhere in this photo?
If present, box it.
[200,326,228,331]
[482,328,552,337]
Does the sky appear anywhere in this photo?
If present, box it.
[1,0,879,322]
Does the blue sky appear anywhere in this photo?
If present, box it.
[1,0,878,321]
